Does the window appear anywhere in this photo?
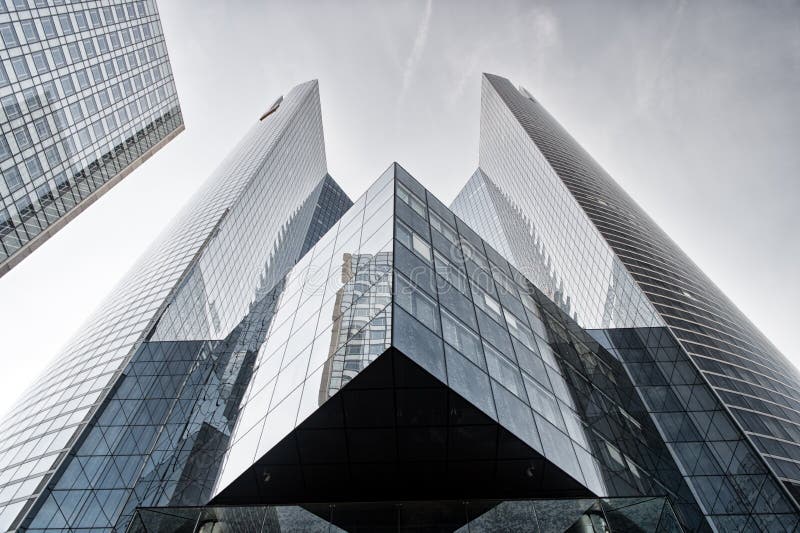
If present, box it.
[44,146,61,166]
[524,374,562,428]
[89,9,101,26]
[97,35,109,53]
[473,286,503,323]
[67,42,82,62]
[58,14,74,35]
[395,273,439,333]
[36,183,53,204]
[11,57,31,80]
[31,51,50,74]
[40,17,57,38]
[75,12,89,31]
[434,250,468,294]
[441,309,483,367]
[98,89,111,108]
[60,75,75,96]
[51,46,67,67]
[397,182,426,218]
[2,95,22,119]
[25,155,44,178]
[0,23,19,47]
[430,211,458,243]
[396,221,431,261]
[0,210,14,237]
[484,342,527,401]
[13,127,33,150]
[0,136,11,161]
[22,88,40,111]
[20,20,38,43]
[504,309,535,348]
[460,238,489,270]
[3,166,24,191]
[41,81,58,104]
[15,195,34,219]
[0,62,9,88]
[76,70,90,90]
[83,39,96,59]
[55,172,69,192]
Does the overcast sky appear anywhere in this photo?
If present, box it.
[0,0,798,416]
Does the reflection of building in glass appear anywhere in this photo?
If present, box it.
[451,73,800,530]
[321,251,392,400]
[0,80,350,531]
[0,0,183,276]
[2,76,800,533]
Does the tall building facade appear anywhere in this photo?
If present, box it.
[0,0,182,276]
[0,80,349,531]
[452,73,800,530]
[0,76,798,532]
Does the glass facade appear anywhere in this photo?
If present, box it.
[129,497,683,532]
[452,87,663,330]
[209,165,708,531]
[453,72,800,529]
[3,72,799,532]
[214,166,394,494]
[0,0,182,276]
[0,80,345,531]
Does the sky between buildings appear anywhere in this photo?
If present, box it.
[0,0,798,417]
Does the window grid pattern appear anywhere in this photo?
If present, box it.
[597,327,799,531]
[215,167,394,494]
[479,73,800,505]
[20,177,351,532]
[451,76,663,330]
[389,166,706,531]
[0,80,326,529]
[0,0,182,274]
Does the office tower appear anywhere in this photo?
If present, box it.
[136,164,695,532]
[0,0,182,276]
[0,80,351,531]
[2,76,799,533]
[452,73,800,530]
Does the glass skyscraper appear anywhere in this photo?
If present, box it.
[452,73,800,530]
[0,0,182,276]
[0,76,798,532]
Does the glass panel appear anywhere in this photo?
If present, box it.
[441,308,484,369]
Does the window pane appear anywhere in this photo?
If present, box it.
[395,273,439,333]
[397,182,426,218]
[484,342,527,401]
[441,308,483,368]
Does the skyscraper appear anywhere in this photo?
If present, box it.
[452,73,800,530]
[0,79,349,531]
[0,0,182,276]
[1,76,798,532]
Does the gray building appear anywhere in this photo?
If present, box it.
[0,0,182,276]
[0,80,349,531]
[1,76,799,532]
[453,73,800,530]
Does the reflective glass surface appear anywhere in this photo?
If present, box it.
[0,80,338,531]
[472,72,800,511]
[452,91,662,329]
[130,497,683,533]
[215,166,394,495]
[0,0,182,275]
[386,168,706,531]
